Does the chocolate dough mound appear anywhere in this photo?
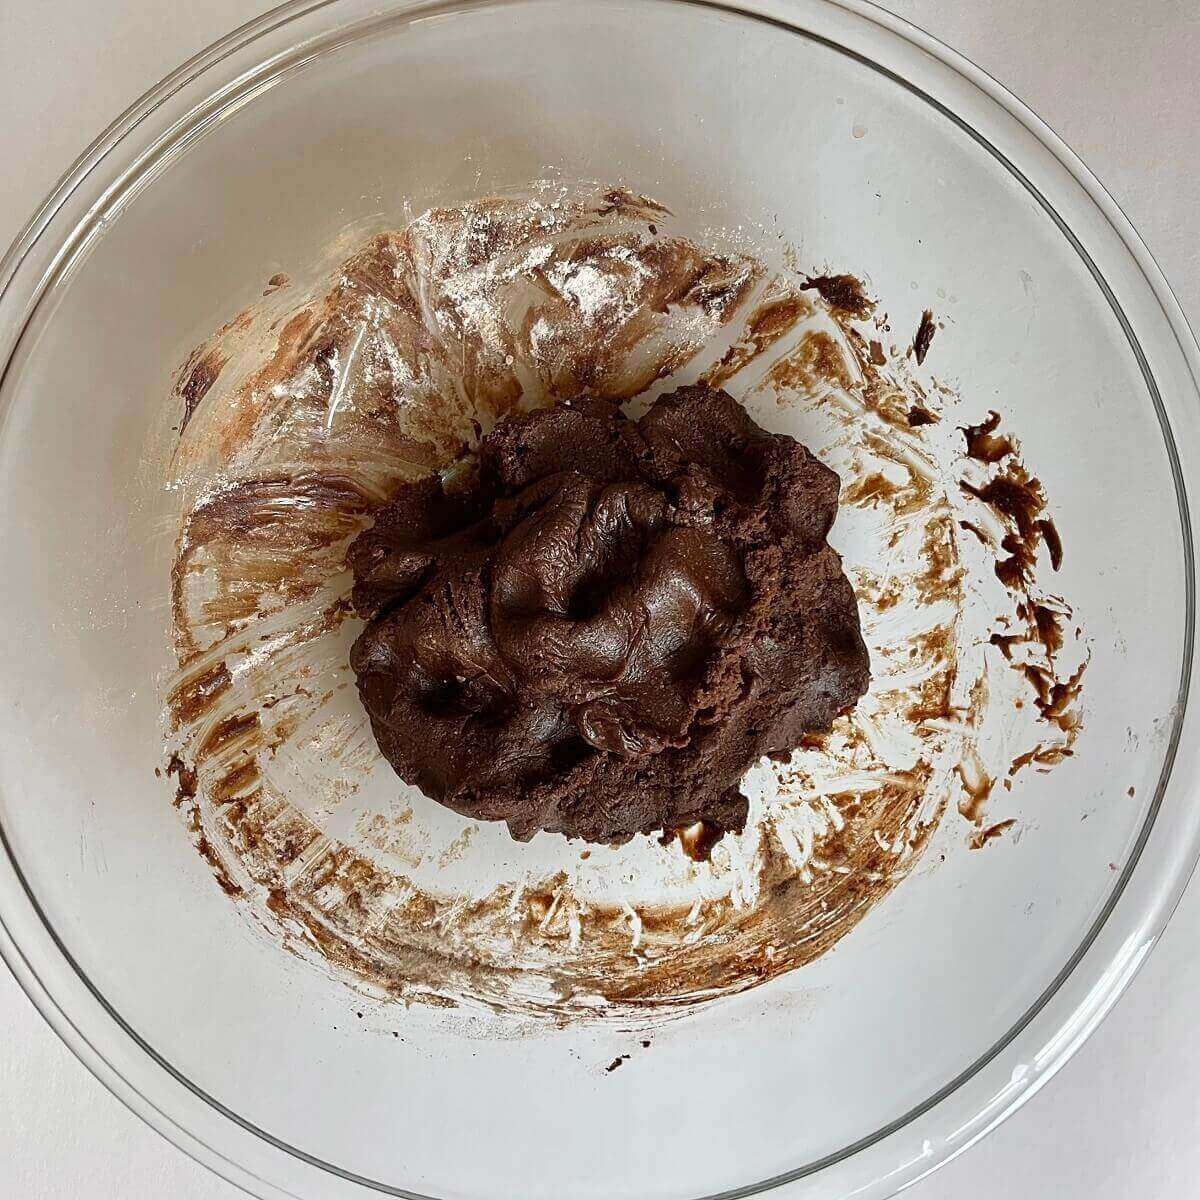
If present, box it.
[348,385,869,848]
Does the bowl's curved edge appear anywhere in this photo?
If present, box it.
[0,7,379,1199]
[0,3,1197,1200]
[0,866,294,1200]
[842,0,1200,1181]
[0,0,336,301]
[770,0,1200,1194]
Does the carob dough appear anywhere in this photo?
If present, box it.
[349,385,869,848]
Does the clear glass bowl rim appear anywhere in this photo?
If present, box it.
[1,2,1199,1199]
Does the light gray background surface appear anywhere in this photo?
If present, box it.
[1,1,1198,1196]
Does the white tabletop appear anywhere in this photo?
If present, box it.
[2,2,1198,1196]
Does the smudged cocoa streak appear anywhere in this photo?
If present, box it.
[989,631,1021,660]
[1021,659,1088,731]
[956,753,993,824]
[767,330,857,398]
[701,292,812,388]
[1031,603,1064,657]
[594,187,672,220]
[177,348,227,434]
[167,662,232,729]
[1010,744,1071,775]
[672,820,726,863]
[1038,519,1063,570]
[169,758,243,897]
[959,519,993,547]
[842,472,901,508]
[189,818,243,897]
[197,712,260,761]
[912,309,936,365]
[961,412,1015,464]
[801,273,875,320]
[170,474,375,659]
[970,818,1015,849]
[166,753,197,803]
[960,470,1050,590]
[956,410,1084,793]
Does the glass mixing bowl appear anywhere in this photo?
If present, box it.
[1,2,1199,1198]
